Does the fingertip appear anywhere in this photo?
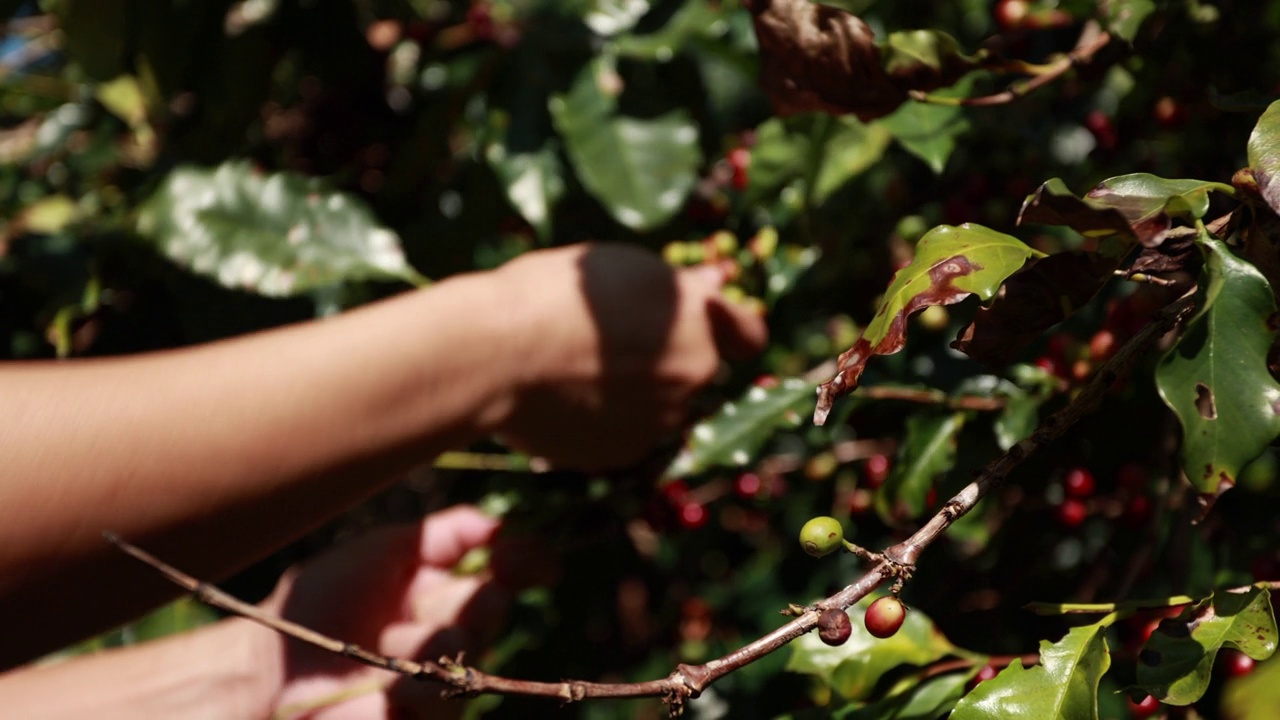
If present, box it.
[418,505,503,566]
[708,296,769,360]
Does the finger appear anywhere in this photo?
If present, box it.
[408,572,512,646]
[706,295,769,360]
[417,505,502,567]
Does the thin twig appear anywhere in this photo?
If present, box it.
[107,291,1198,714]
[910,22,1111,107]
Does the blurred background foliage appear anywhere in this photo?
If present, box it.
[6,0,1280,717]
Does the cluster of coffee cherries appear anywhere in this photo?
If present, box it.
[799,516,907,645]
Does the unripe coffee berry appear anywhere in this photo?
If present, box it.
[817,608,852,646]
[799,516,844,558]
[865,596,906,638]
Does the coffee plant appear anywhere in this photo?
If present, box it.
[6,0,1280,717]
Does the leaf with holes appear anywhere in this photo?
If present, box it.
[876,411,966,525]
[952,623,1111,720]
[787,596,956,701]
[551,56,701,231]
[665,378,815,477]
[1155,235,1280,498]
[815,224,1042,424]
[136,161,424,297]
[1019,175,1233,247]
[1136,586,1277,705]
[1247,99,1280,217]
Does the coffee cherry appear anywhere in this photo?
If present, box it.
[734,472,762,499]
[817,608,853,646]
[1088,329,1116,360]
[865,596,907,638]
[864,453,891,489]
[1063,467,1096,498]
[1056,498,1088,529]
[994,0,1030,31]
[799,516,844,557]
[1153,96,1187,128]
[1220,649,1256,678]
[1127,693,1160,718]
[968,663,1000,689]
[1034,355,1064,378]
[1085,110,1117,151]
[727,147,750,192]
[678,501,707,529]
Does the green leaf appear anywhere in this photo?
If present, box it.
[550,56,701,231]
[762,244,821,306]
[837,669,975,719]
[136,161,424,297]
[665,378,814,477]
[787,597,956,701]
[876,411,966,523]
[952,623,1111,720]
[1155,235,1280,497]
[486,140,565,241]
[815,224,1042,424]
[878,29,980,88]
[1246,99,1280,216]
[1136,586,1278,705]
[1019,174,1233,247]
[878,76,974,174]
[1100,0,1156,43]
[743,117,811,206]
[812,118,892,204]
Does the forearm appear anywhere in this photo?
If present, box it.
[0,618,282,719]
[0,271,517,666]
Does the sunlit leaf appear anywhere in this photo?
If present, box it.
[1246,99,1280,217]
[838,670,975,719]
[486,140,565,240]
[812,118,892,204]
[816,224,1042,424]
[136,161,424,296]
[952,623,1111,720]
[1136,586,1277,705]
[1019,174,1233,247]
[787,597,956,701]
[1155,235,1280,498]
[666,378,815,477]
[878,75,974,174]
[551,56,701,231]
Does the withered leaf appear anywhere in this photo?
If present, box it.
[953,251,1121,367]
[815,224,1040,424]
[1019,175,1232,248]
[1128,230,1198,278]
[747,0,978,120]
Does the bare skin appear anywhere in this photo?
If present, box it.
[0,242,766,705]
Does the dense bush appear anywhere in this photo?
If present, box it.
[7,0,1280,717]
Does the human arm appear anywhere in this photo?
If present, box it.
[0,506,515,719]
[0,242,766,667]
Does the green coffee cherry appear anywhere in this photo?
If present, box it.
[799,516,844,558]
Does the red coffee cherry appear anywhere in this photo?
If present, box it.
[864,596,907,639]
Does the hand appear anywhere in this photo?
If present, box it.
[491,243,768,470]
[255,506,537,719]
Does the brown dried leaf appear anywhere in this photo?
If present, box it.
[747,0,979,121]
[953,251,1122,367]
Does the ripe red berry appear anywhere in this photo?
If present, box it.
[727,147,750,192]
[1124,495,1152,526]
[993,0,1030,31]
[1127,693,1161,718]
[864,453,891,489]
[753,374,779,389]
[1088,329,1116,360]
[864,596,907,639]
[466,2,495,40]
[1063,467,1096,498]
[734,472,762,499]
[848,488,874,516]
[661,478,690,503]
[1153,96,1187,128]
[1034,355,1064,378]
[1085,110,1117,151]
[969,663,1000,689]
[1056,498,1088,529]
[817,608,853,646]
[1220,649,1256,678]
[678,501,707,529]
